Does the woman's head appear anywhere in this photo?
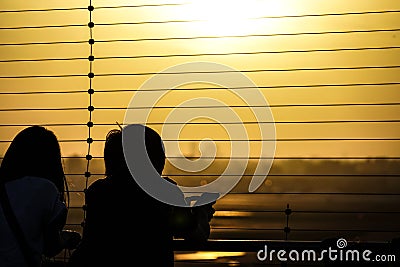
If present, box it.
[104,124,166,177]
[0,126,67,201]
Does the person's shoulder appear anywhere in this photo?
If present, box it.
[21,176,59,194]
[11,176,63,206]
[86,176,113,194]
[84,177,111,204]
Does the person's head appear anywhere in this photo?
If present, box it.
[0,125,67,201]
[104,124,166,177]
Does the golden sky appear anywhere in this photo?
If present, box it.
[0,0,399,159]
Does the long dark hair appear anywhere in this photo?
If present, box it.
[0,125,68,203]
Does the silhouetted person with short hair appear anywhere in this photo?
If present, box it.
[0,125,70,267]
[68,124,215,267]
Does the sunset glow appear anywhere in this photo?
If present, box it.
[181,0,290,35]
[0,1,399,262]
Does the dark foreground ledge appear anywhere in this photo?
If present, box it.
[173,238,400,252]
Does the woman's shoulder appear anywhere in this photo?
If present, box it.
[6,176,66,216]
[87,176,111,188]
[86,176,114,195]
[8,176,59,195]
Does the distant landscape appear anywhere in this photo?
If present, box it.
[62,157,400,243]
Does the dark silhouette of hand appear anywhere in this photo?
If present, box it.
[61,230,82,250]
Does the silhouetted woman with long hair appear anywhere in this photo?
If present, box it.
[0,125,69,267]
[69,124,215,267]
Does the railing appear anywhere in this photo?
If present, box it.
[1,1,400,266]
